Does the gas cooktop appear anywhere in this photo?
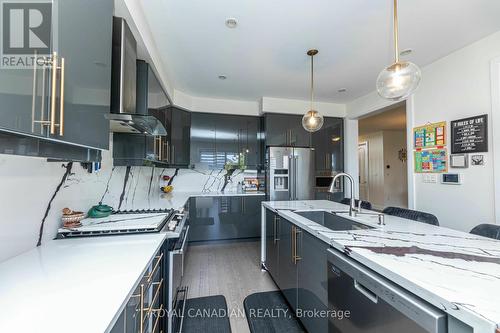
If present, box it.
[57,208,184,238]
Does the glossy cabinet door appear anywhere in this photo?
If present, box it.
[297,230,329,333]
[277,219,299,312]
[238,195,264,238]
[265,113,311,147]
[0,60,48,138]
[264,113,289,146]
[288,114,311,147]
[190,112,217,168]
[239,116,262,168]
[169,107,191,167]
[215,114,240,167]
[190,112,261,169]
[188,196,264,242]
[312,117,344,172]
[52,0,113,149]
[265,208,280,281]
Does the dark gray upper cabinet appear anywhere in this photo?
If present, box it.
[190,112,217,168]
[190,112,262,169]
[264,113,311,147]
[312,117,344,172]
[168,107,191,167]
[53,0,113,149]
[0,0,113,152]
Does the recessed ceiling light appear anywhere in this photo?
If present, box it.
[400,48,413,56]
[225,18,238,28]
[337,88,347,93]
[218,75,227,80]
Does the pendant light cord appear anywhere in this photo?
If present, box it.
[310,53,314,111]
[394,0,400,63]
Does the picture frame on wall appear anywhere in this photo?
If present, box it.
[451,115,488,154]
[450,154,468,168]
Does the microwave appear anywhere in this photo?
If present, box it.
[315,171,342,192]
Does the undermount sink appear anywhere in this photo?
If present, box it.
[295,210,375,231]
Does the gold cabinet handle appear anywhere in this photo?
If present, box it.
[140,284,145,333]
[59,57,65,136]
[144,278,163,317]
[50,52,58,135]
[292,226,302,264]
[139,278,164,333]
[147,253,163,283]
[31,52,37,132]
[151,303,164,333]
[158,137,162,161]
[165,140,169,162]
[47,52,65,136]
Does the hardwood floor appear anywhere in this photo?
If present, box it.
[183,240,277,333]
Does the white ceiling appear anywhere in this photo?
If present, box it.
[141,0,500,103]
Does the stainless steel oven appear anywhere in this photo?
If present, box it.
[168,224,189,333]
[327,249,446,333]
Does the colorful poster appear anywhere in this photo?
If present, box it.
[414,149,448,173]
[413,122,446,149]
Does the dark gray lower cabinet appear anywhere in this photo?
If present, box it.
[265,209,328,333]
[265,209,279,280]
[188,195,264,242]
[277,219,298,312]
[297,228,329,333]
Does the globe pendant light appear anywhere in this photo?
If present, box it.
[302,49,324,132]
[376,0,421,101]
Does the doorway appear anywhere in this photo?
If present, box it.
[357,103,408,211]
[358,142,369,200]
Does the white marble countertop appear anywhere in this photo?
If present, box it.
[262,200,500,333]
[160,190,265,210]
[0,233,167,333]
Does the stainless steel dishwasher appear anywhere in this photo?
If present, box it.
[327,249,447,333]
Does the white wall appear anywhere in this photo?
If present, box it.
[347,31,500,231]
[174,89,261,116]
[261,97,346,117]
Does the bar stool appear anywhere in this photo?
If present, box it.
[382,206,439,226]
[470,224,500,240]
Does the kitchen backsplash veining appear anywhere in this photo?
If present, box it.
[0,137,251,262]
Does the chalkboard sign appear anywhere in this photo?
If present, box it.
[451,115,488,154]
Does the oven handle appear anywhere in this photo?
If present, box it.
[173,225,189,255]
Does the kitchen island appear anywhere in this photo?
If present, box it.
[261,200,500,333]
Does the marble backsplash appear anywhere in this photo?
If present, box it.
[0,142,257,262]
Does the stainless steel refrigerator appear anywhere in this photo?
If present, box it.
[266,146,315,201]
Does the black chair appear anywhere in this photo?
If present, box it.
[382,206,439,226]
[339,198,372,210]
[470,224,500,240]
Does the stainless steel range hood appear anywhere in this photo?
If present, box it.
[108,17,167,136]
